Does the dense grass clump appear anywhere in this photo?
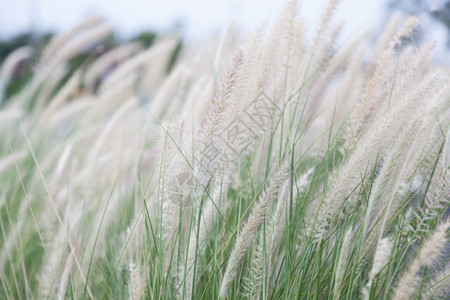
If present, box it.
[0,0,449,299]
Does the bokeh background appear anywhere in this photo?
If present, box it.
[1,0,449,45]
[1,0,388,41]
[1,0,449,99]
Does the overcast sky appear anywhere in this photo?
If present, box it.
[0,0,388,42]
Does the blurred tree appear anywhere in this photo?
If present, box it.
[0,33,53,99]
[0,33,32,62]
[1,28,183,101]
[130,31,182,72]
[431,2,450,28]
[131,31,157,47]
[389,0,450,45]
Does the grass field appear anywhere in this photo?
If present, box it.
[0,0,449,299]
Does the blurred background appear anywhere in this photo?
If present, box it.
[0,0,449,97]
[2,0,449,43]
[2,0,449,56]
[0,0,387,41]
